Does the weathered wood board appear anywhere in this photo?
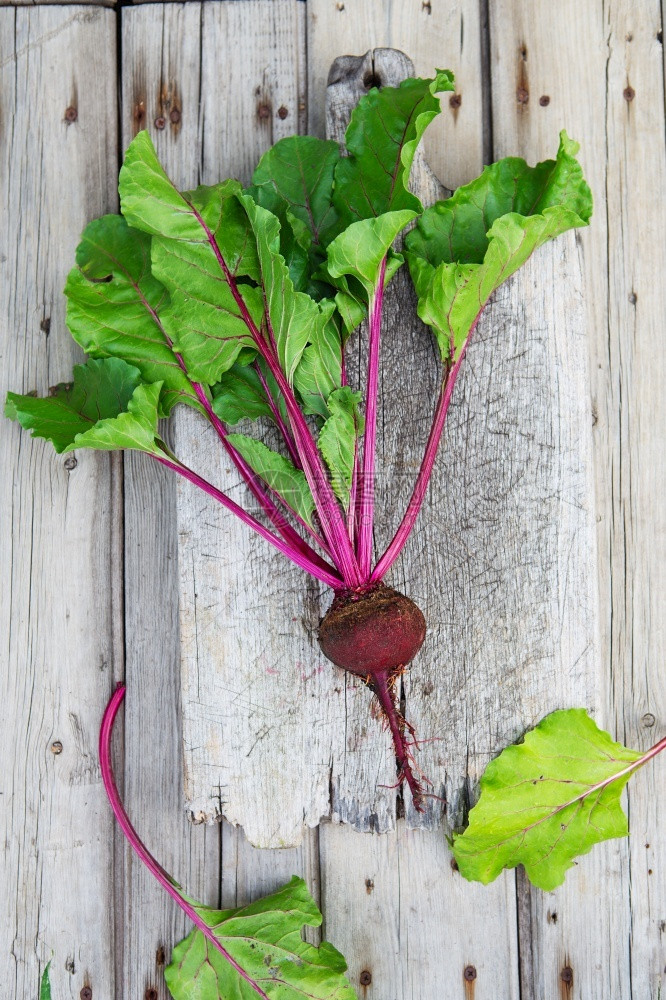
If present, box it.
[178,45,601,856]
[0,7,120,998]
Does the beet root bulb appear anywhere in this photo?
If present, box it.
[318,585,428,808]
[317,584,426,677]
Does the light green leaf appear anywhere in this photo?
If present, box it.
[326,210,416,301]
[405,131,593,362]
[120,132,260,277]
[65,214,199,414]
[293,303,342,419]
[5,358,163,456]
[226,433,315,525]
[318,387,364,509]
[40,962,52,1000]
[119,132,263,384]
[165,876,357,1000]
[452,709,649,891]
[334,70,455,224]
[240,194,333,384]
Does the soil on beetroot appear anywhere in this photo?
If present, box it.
[318,584,428,808]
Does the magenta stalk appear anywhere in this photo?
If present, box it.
[253,361,302,470]
[153,454,343,590]
[99,686,272,1000]
[188,201,362,588]
[357,256,387,579]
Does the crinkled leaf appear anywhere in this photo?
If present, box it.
[40,962,52,1000]
[326,210,416,302]
[165,876,356,1000]
[240,194,333,384]
[119,132,262,383]
[249,135,340,252]
[5,358,163,455]
[452,709,646,891]
[293,305,342,419]
[333,70,455,225]
[318,387,364,509]
[64,214,198,414]
[405,131,593,362]
[226,433,315,525]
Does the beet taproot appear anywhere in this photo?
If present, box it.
[318,585,427,807]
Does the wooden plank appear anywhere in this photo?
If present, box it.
[119,6,220,998]
[603,6,666,998]
[306,0,484,189]
[488,3,665,997]
[320,822,520,999]
[0,7,119,999]
[1,2,113,7]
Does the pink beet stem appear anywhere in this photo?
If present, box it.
[253,361,302,470]
[356,256,387,578]
[185,199,361,588]
[99,686,272,1000]
[153,454,343,590]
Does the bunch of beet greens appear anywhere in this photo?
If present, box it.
[6,70,593,807]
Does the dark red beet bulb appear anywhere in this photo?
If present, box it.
[318,585,428,808]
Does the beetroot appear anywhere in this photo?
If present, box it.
[319,586,427,807]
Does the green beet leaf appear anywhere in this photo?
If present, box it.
[119,132,263,384]
[65,214,199,414]
[212,362,282,426]
[248,135,340,263]
[333,70,455,225]
[226,433,315,526]
[5,358,163,456]
[326,210,417,302]
[165,876,356,1000]
[318,387,364,510]
[240,194,334,385]
[405,131,593,363]
[452,708,648,891]
[40,962,52,1000]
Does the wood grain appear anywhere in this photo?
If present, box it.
[0,7,119,998]
[489,2,666,996]
[307,0,484,189]
[120,6,220,998]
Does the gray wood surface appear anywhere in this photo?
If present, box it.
[0,7,119,998]
[2,2,665,999]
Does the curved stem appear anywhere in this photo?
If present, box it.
[100,686,271,1000]
[371,330,475,584]
[356,256,387,578]
[154,454,343,590]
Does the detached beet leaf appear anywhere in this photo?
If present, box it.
[100,687,356,1000]
[165,877,356,1000]
[452,709,666,890]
